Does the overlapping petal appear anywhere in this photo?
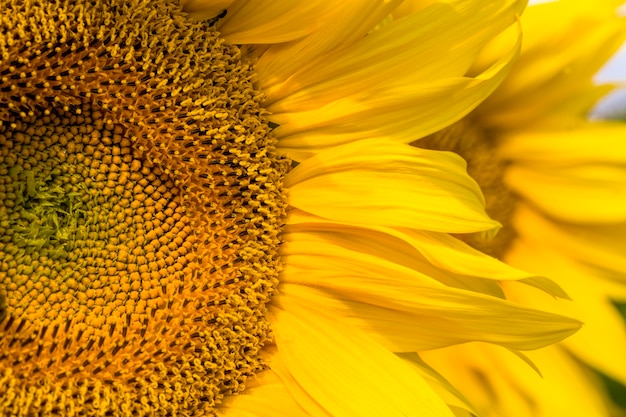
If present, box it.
[286,211,568,298]
[506,205,626,385]
[285,139,501,233]
[3,0,599,416]
[273,28,520,161]
[271,294,455,417]
[215,1,336,44]
[265,0,523,109]
[475,0,626,129]
[255,0,404,90]
[217,369,312,417]
[500,123,626,223]
[511,207,626,285]
[280,234,581,351]
[421,343,617,417]
[422,0,626,414]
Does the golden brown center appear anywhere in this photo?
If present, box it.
[0,0,288,415]
[415,117,517,259]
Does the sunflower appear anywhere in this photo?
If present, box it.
[415,0,626,415]
[0,0,582,416]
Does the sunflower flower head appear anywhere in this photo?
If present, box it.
[0,0,287,414]
[0,0,587,416]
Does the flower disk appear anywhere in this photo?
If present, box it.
[0,0,288,415]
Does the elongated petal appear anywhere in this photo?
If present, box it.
[387,229,567,297]
[476,0,626,128]
[285,139,500,233]
[421,343,616,417]
[286,211,567,298]
[505,162,626,223]
[505,213,626,385]
[498,122,626,165]
[218,1,335,44]
[273,33,519,160]
[262,347,334,417]
[255,0,402,90]
[397,352,479,417]
[271,295,456,417]
[513,205,626,286]
[265,0,522,110]
[286,214,503,297]
[180,0,234,19]
[280,234,581,351]
[217,369,312,417]
[501,124,626,223]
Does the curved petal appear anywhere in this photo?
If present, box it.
[218,1,335,44]
[500,123,626,222]
[286,211,567,298]
[262,347,334,417]
[476,0,626,128]
[218,369,312,417]
[270,294,456,417]
[421,343,617,417]
[513,205,626,286]
[273,31,520,160]
[280,233,581,351]
[286,215,503,297]
[255,0,403,91]
[505,162,626,223]
[265,0,524,109]
[505,217,626,385]
[285,139,500,234]
[397,352,480,417]
[498,122,626,165]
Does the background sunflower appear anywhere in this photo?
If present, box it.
[416,0,626,415]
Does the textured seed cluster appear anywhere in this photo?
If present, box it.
[416,118,517,259]
[0,1,288,415]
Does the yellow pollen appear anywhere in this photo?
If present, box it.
[0,0,288,415]
[416,117,517,259]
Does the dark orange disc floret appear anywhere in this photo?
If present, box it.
[0,0,288,415]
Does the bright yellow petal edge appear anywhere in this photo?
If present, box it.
[416,0,626,416]
[0,0,585,416]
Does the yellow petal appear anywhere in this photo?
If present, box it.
[498,122,626,165]
[287,214,505,298]
[255,0,402,91]
[180,0,234,20]
[266,0,523,110]
[280,232,581,351]
[366,225,567,297]
[270,294,456,417]
[273,31,520,160]
[398,352,480,417]
[393,0,526,17]
[513,205,626,288]
[218,1,335,44]
[262,347,333,417]
[218,369,311,417]
[421,343,617,417]
[504,225,626,385]
[476,0,626,128]
[505,161,626,223]
[287,211,567,298]
[501,124,626,223]
[285,139,500,234]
